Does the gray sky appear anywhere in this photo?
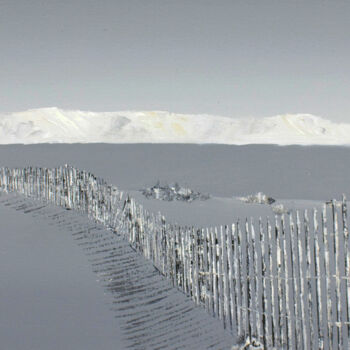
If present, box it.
[0,0,349,121]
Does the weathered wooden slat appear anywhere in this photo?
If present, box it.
[306,210,320,350]
[188,227,194,299]
[172,226,178,286]
[318,208,330,350]
[252,218,264,344]
[337,198,349,349]
[233,221,243,339]
[329,202,339,349]
[312,210,321,347]
[240,220,249,341]
[341,196,350,348]
[269,217,280,348]
[284,213,297,350]
[181,227,188,294]
[221,225,230,329]
[202,227,209,311]
[211,227,219,318]
[217,226,224,322]
[299,210,312,350]
[198,229,204,305]
[277,215,288,348]
[227,223,237,337]
[247,218,257,339]
[207,227,214,315]
[262,218,273,348]
[193,228,200,305]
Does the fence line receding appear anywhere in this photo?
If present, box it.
[0,165,349,349]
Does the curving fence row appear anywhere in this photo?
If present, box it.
[0,165,349,349]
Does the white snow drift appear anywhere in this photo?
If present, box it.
[1,107,350,145]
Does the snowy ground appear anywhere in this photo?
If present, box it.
[0,193,235,350]
[0,194,126,350]
[130,190,323,227]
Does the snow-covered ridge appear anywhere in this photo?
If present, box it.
[1,107,350,145]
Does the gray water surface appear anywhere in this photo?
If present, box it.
[0,144,348,200]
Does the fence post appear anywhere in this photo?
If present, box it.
[193,227,200,305]
[341,196,350,348]
[316,207,330,350]
[202,227,209,312]
[227,223,237,338]
[241,219,249,342]
[262,217,273,348]
[284,213,297,350]
[253,218,264,345]
[211,227,219,318]
[337,198,349,349]
[329,201,339,348]
[277,215,287,347]
[207,227,214,316]
[247,218,257,339]
[221,225,230,329]
[233,221,243,340]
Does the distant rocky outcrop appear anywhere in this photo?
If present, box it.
[238,192,276,205]
[141,182,210,202]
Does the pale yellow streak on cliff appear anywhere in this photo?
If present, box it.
[148,111,159,117]
[172,122,187,135]
[282,114,309,135]
[153,121,164,129]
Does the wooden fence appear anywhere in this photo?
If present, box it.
[0,165,349,349]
